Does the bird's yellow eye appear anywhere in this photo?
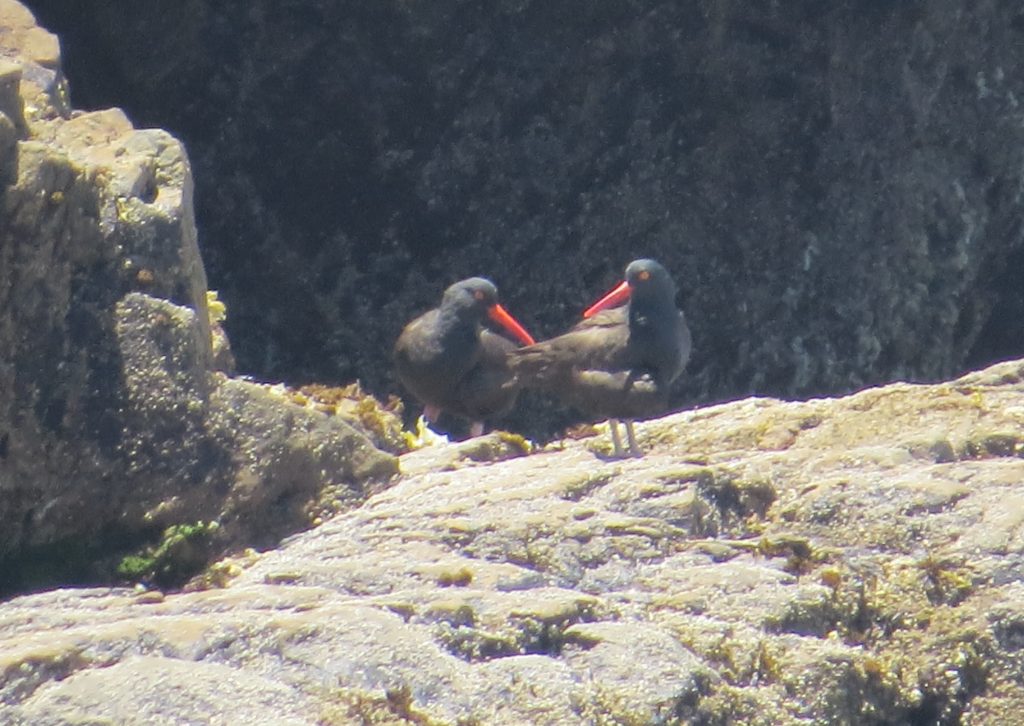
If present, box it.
[638,270,651,281]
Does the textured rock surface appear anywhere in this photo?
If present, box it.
[5,3,1024,718]
[0,1,396,595]
[2,358,1024,724]
[23,0,1024,440]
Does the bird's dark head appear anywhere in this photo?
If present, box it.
[442,277,535,345]
[584,258,677,318]
[625,259,676,303]
[443,277,500,314]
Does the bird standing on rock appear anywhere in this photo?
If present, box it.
[394,277,535,438]
[509,259,691,457]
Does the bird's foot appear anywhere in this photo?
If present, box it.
[469,421,485,438]
[608,419,626,459]
[624,420,644,458]
[423,404,442,424]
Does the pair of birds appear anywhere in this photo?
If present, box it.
[393,259,691,457]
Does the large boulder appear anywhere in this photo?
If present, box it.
[2,358,1023,723]
[0,0,397,595]
[21,0,1024,439]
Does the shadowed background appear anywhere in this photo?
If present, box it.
[26,0,1024,439]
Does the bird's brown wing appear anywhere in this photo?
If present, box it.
[566,369,669,419]
[509,307,632,387]
[445,329,519,420]
[510,307,672,419]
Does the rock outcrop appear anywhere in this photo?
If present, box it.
[2,358,1024,723]
[3,5,1023,721]
[22,1,1024,439]
[0,0,396,595]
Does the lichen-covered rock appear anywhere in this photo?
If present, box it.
[2,359,1024,723]
[7,656,314,726]
[3,3,1023,720]
[0,2,396,594]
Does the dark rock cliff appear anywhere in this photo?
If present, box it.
[24,1,1024,439]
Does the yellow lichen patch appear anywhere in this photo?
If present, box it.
[819,566,844,590]
[301,382,409,454]
[756,422,799,451]
[308,484,359,525]
[556,469,616,501]
[494,429,533,454]
[440,517,480,534]
[377,600,417,621]
[509,594,600,626]
[436,567,474,588]
[652,466,717,490]
[422,598,477,626]
[413,561,475,588]
[133,589,165,604]
[756,534,825,575]
[185,548,261,591]
[319,684,454,726]
[917,555,976,606]
[818,555,979,648]
[958,431,1024,460]
[601,514,675,539]
[403,415,449,450]
[262,571,304,586]
[861,604,992,721]
[649,590,707,614]
[205,289,227,324]
[432,431,532,468]
[562,422,601,440]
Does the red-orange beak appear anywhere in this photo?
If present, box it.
[488,304,536,345]
[583,280,631,318]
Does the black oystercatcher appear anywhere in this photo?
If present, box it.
[394,277,535,438]
[510,259,691,457]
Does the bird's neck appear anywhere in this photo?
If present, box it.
[628,294,674,333]
[437,308,481,346]
[628,295,681,387]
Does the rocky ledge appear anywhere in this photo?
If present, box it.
[2,358,1024,724]
[0,0,397,594]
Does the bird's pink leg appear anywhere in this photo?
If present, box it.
[469,421,485,438]
[424,404,442,424]
[608,419,626,458]
[624,420,643,457]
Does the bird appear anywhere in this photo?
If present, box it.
[394,277,536,438]
[509,259,691,457]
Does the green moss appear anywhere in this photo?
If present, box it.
[116,521,221,588]
[116,554,154,580]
